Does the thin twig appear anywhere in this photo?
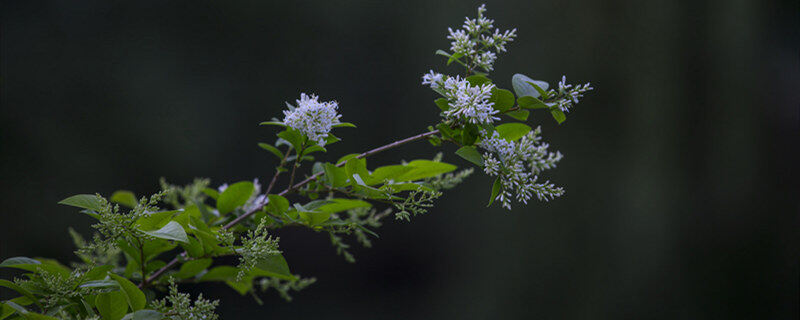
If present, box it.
[140,129,439,287]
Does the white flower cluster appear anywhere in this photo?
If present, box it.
[479,127,564,209]
[282,93,341,146]
[422,71,499,124]
[446,4,517,71]
[549,75,594,113]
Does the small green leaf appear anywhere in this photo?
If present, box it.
[174,259,212,279]
[517,95,548,109]
[79,280,119,289]
[217,181,255,215]
[0,280,41,309]
[332,122,356,128]
[527,81,550,98]
[370,165,414,183]
[336,153,359,165]
[447,51,464,65]
[254,254,296,281]
[455,146,484,167]
[394,160,457,181]
[58,194,103,211]
[495,123,532,141]
[202,188,219,200]
[302,145,326,157]
[435,49,451,57]
[110,191,137,208]
[505,109,530,121]
[108,273,146,311]
[512,74,549,98]
[461,123,480,146]
[141,221,189,243]
[345,158,369,183]
[258,143,284,160]
[276,128,305,152]
[434,98,450,111]
[265,195,290,215]
[96,291,128,320]
[551,108,567,124]
[323,163,348,188]
[488,177,502,207]
[466,74,491,86]
[0,257,70,278]
[489,88,515,112]
[135,210,178,230]
[258,121,286,127]
[317,199,372,213]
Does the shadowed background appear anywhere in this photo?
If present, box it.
[1,0,797,319]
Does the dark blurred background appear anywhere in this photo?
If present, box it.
[1,0,797,319]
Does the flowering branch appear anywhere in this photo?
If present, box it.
[1,5,593,319]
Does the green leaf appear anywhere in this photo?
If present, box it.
[488,177,502,207]
[517,95,548,109]
[1,303,15,320]
[135,210,178,230]
[495,123,532,141]
[82,265,114,281]
[121,310,163,320]
[110,191,137,208]
[174,259,212,279]
[317,199,372,213]
[505,109,530,121]
[276,128,305,151]
[258,121,286,127]
[1,301,58,320]
[254,254,296,281]
[216,181,255,215]
[198,266,239,282]
[108,273,146,311]
[336,153,359,165]
[527,80,550,98]
[302,145,326,157]
[489,88,515,112]
[332,122,356,128]
[434,98,450,111]
[265,195,290,215]
[58,194,103,211]
[96,291,128,320]
[437,123,458,140]
[461,123,480,146]
[447,51,464,65]
[370,165,414,183]
[296,206,331,226]
[551,108,567,124]
[258,143,284,160]
[455,146,484,166]
[78,280,119,289]
[141,221,189,243]
[202,188,219,200]
[323,163,348,188]
[511,74,549,98]
[0,280,41,309]
[344,158,369,183]
[466,74,491,86]
[435,49,451,57]
[0,257,70,278]
[395,160,457,181]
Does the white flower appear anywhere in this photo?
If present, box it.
[282,93,342,146]
[479,128,564,209]
[548,75,593,112]
[422,73,499,124]
[421,70,444,88]
[443,5,517,72]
